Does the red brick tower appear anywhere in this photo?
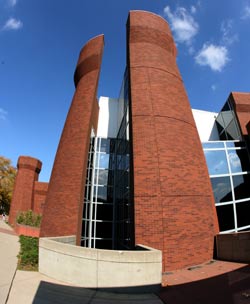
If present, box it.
[127,11,219,271]
[9,156,42,225]
[40,35,104,244]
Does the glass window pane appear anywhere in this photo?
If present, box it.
[233,174,250,200]
[97,170,109,185]
[226,142,245,148]
[211,176,232,203]
[202,142,224,149]
[99,154,109,169]
[95,221,112,238]
[236,201,250,228]
[100,138,110,153]
[226,119,241,140]
[204,150,229,175]
[216,204,235,231]
[228,150,244,173]
[216,113,225,132]
[96,204,113,221]
[221,109,233,126]
[94,186,107,203]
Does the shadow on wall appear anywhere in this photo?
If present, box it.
[159,265,250,304]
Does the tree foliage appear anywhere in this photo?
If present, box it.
[0,156,16,214]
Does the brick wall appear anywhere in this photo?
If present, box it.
[9,156,42,225]
[33,181,48,214]
[40,35,103,244]
[127,11,219,271]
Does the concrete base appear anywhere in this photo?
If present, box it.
[39,236,162,290]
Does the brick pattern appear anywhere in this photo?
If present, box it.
[127,11,218,271]
[231,92,250,136]
[39,35,104,244]
[9,156,42,225]
[33,181,48,214]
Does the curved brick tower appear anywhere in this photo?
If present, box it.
[40,35,104,243]
[9,156,42,225]
[127,11,219,271]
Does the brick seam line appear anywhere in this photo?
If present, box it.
[146,66,166,270]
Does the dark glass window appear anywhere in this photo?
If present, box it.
[100,138,110,153]
[96,204,113,221]
[236,201,250,228]
[211,176,232,203]
[233,174,250,200]
[95,222,112,238]
[216,204,235,231]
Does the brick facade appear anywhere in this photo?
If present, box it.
[9,156,43,225]
[39,35,104,244]
[127,11,219,271]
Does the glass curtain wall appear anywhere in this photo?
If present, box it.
[81,69,133,250]
[203,141,250,233]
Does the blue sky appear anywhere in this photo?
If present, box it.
[1,0,250,181]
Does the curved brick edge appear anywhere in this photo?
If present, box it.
[40,35,104,244]
[127,10,219,271]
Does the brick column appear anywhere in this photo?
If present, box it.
[127,11,218,271]
[9,156,42,225]
[40,35,104,244]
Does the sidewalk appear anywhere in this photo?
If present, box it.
[0,219,19,304]
[1,219,250,304]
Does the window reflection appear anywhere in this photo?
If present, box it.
[211,176,232,203]
[204,150,229,175]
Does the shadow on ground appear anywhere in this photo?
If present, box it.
[32,282,163,304]
[158,265,250,304]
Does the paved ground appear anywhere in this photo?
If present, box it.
[160,260,250,304]
[0,219,19,304]
[1,218,250,304]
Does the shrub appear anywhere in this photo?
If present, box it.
[18,235,39,271]
[16,210,42,227]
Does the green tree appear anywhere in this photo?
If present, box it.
[0,156,16,214]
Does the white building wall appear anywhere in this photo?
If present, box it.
[97,97,119,138]
[192,109,220,142]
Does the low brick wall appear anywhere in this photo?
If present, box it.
[15,224,40,237]
[216,232,250,263]
[39,236,162,291]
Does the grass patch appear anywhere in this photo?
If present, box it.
[16,210,42,227]
[18,235,39,271]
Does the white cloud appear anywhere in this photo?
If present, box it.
[0,108,8,120]
[163,6,199,45]
[195,43,229,72]
[2,17,23,30]
[190,6,197,14]
[241,4,250,20]
[220,20,238,46]
[8,0,17,7]
[211,84,217,91]
[228,152,241,168]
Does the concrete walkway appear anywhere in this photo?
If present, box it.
[0,219,19,304]
[1,218,250,303]
[0,218,163,304]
